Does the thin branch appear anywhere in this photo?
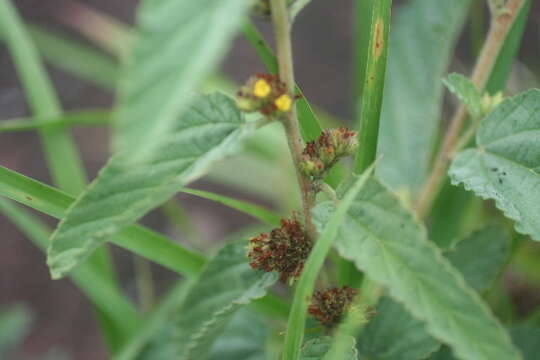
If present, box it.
[270,0,317,239]
[414,0,527,219]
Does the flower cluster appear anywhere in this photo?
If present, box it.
[236,73,294,116]
[308,286,357,329]
[299,127,358,179]
[247,215,312,283]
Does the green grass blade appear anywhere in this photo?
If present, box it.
[0,165,289,319]
[0,109,110,132]
[0,198,140,347]
[353,0,391,173]
[283,166,374,360]
[0,0,87,195]
[180,188,281,226]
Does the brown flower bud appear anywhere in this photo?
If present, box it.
[247,215,312,283]
[299,127,358,179]
[308,286,357,329]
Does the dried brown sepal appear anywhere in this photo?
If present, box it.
[308,286,357,329]
[247,215,312,283]
[236,73,295,116]
[299,127,359,179]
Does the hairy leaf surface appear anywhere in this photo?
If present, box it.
[48,93,250,278]
[300,337,357,360]
[139,242,277,360]
[449,89,540,242]
[313,176,521,360]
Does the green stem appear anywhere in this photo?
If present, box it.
[415,0,530,219]
[270,0,317,239]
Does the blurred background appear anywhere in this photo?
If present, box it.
[0,0,539,359]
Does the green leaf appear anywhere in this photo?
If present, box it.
[446,226,510,292]
[0,110,110,132]
[449,89,540,242]
[283,167,374,360]
[0,166,288,320]
[510,324,540,360]
[313,176,521,360]
[299,337,357,360]
[0,305,32,357]
[139,242,278,360]
[376,0,471,195]
[356,297,440,360]
[47,93,251,279]
[208,309,269,360]
[443,73,483,120]
[113,0,251,158]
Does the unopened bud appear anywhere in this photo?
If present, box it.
[308,286,357,329]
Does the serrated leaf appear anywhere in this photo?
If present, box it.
[356,297,440,360]
[113,0,252,159]
[208,309,269,360]
[443,73,482,120]
[48,93,251,278]
[300,337,357,360]
[313,176,521,360]
[446,226,510,292]
[140,241,277,360]
[377,0,471,194]
[449,89,540,242]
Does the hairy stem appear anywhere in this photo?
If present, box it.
[270,0,317,238]
[415,0,527,219]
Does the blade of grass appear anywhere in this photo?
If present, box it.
[0,165,289,318]
[0,0,87,195]
[0,109,110,132]
[0,1,120,349]
[0,198,140,341]
[282,166,374,360]
[340,0,392,287]
[180,188,281,226]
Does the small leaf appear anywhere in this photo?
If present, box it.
[443,73,482,119]
[113,0,252,159]
[356,297,440,360]
[48,93,251,278]
[313,175,521,360]
[446,226,510,292]
[449,89,540,242]
[139,241,278,360]
[300,337,357,360]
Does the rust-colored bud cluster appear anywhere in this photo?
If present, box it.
[299,127,358,179]
[308,286,357,329]
[236,73,295,116]
[247,215,312,283]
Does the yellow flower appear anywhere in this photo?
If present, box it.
[275,94,292,112]
[253,79,271,98]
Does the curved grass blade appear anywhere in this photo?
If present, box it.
[283,166,374,360]
[0,110,110,132]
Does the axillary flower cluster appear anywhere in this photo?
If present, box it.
[236,73,295,116]
[239,72,360,329]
